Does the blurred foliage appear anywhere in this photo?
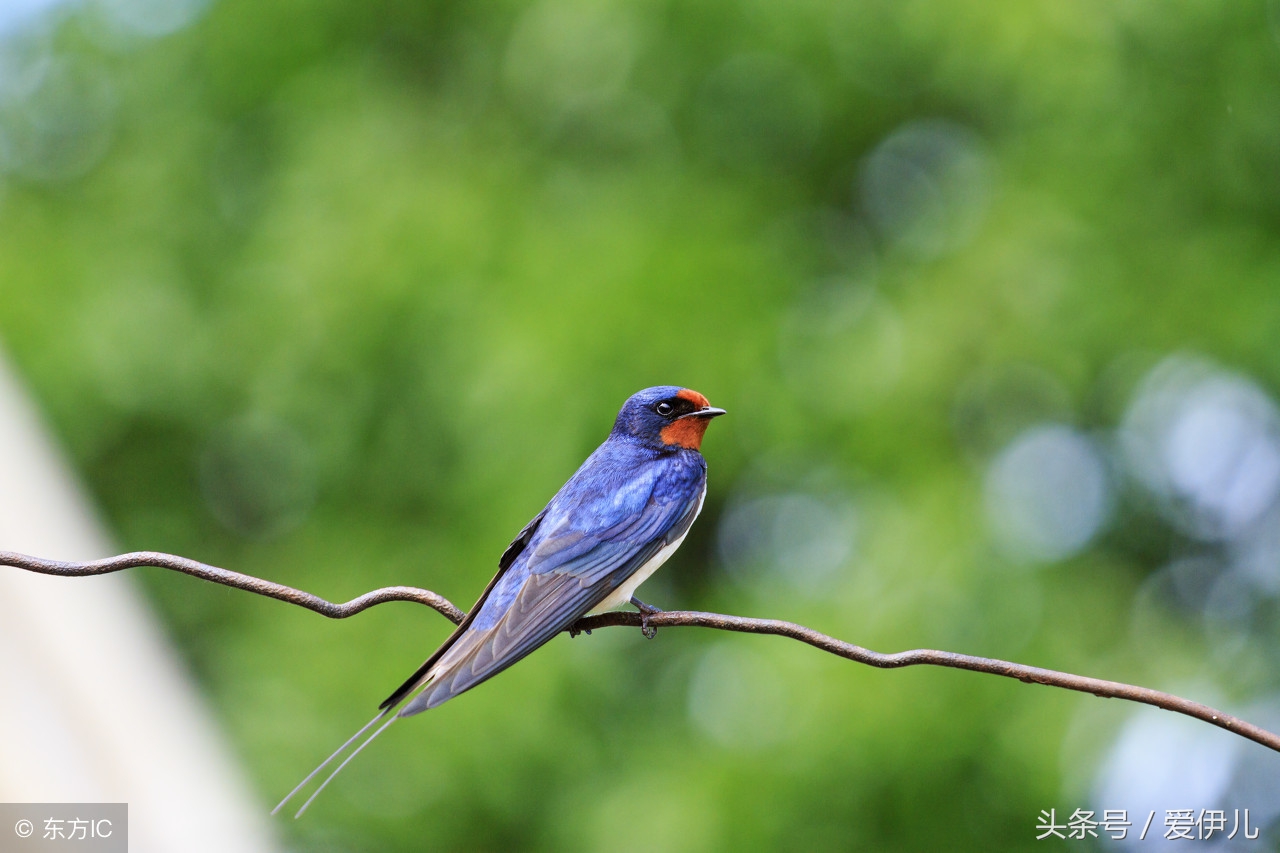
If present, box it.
[3,0,1280,849]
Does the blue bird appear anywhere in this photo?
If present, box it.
[275,386,725,816]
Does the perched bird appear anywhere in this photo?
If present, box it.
[275,386,725,816]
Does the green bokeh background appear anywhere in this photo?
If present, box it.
[3,0,1280,849]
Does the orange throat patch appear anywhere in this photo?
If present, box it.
[661,417,711,450]
[676,388,710,407]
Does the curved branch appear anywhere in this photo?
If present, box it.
[4,550,1278,754]
[0,550,465,624]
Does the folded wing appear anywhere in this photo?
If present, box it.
[398,487,702,715]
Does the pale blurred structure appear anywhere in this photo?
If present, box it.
[0,348,279,853]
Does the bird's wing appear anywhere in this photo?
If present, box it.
[400,486,703,714]
[498,506,548,571]
[278,503,555,815]
[378,506,548,712]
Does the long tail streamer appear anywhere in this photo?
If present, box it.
[272,708,395,818]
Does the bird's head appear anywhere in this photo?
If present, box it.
[612,386,726,451]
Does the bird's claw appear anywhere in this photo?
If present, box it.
[631,596,663,639]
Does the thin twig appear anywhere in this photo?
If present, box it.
[4,549,1278,754]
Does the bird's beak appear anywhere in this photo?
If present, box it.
[679,406,726,420]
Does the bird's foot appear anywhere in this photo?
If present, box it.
[568,625,592,639]
[631,596,663,639]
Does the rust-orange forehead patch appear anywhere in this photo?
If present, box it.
[660,417,711,450]
[677,388,710,408]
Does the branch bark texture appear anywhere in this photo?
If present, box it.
[4,549,1277,754]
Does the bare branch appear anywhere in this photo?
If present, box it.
[0,550,465,624]
[4,549,1278,754]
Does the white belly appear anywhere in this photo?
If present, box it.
[587,484,706,615]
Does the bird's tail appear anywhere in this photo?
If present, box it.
[271,707,400,819]
[273,659,448,819]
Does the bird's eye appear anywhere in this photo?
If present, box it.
[655,402,675,417]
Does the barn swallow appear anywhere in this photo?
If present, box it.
[275,386,725,816]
